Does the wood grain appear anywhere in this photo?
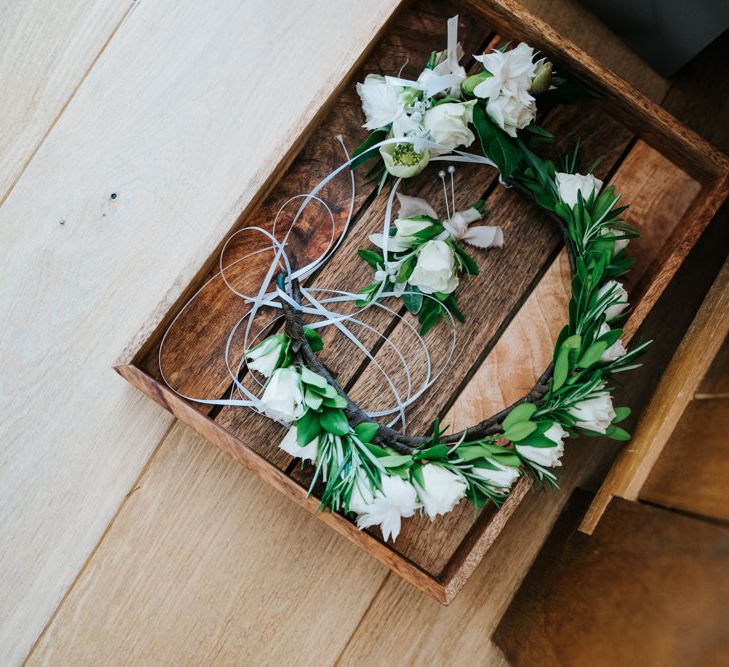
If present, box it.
[0,0,132,203]
[27,422,389,666]
[495,495,729,667]
[697,334,729,397]
[10,0,729,661]
[582,256,729,533]
[641,397,729,522]
[0,1,403,663]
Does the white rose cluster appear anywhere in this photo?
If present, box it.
[353,463,469,541]
[355,38,479,177]
[472,42,545,137]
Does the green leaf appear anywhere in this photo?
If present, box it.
[322,394,348,409]
[378,454,413,468]
[354,422,379,443]
[578,340,608,368]
[401,288,423,314]
[358,248,384,269]
[502,402,537,430]
[397,255,416,283]
[612,407,631,424]
[515,433,559,448]
[457,445,491,462]
[606,424,631,441]
[350,129,387,170]
[553,346,570,390]
[417,445,449,461]
[303,327,324,352]
[517,137,551,189]
[295,410,321,445]
[472,103,522,179]
[309,382,338,399]
[453,243,480,276]
[304,388,323,411]
[299,366,328,389]
[319,408,350,436]
[442,294,465,323]
[502,420,537,442]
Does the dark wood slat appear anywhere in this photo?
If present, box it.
[641,398,729,523]
[495,493,729,666]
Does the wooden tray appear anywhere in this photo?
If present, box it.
[116,0,729,603]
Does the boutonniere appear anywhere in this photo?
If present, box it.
[357,170,503,332]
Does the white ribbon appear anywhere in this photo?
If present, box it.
[384,15,466,98]
[159,132,497,433]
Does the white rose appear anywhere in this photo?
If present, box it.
[569,390,616,434]
[598,323,627,362]
[472,459,521,491]
[379,141,429,178]
[516,422,567,467]
[486,93,536,137]
[597,280,629,322]
[555,172,603,208]
[356,74,402,130]
[423,100,476,151]
[473,42,538,105]
[348,471,375,515]
[260,367,305,422]
[409,240,459,295]
[355,474,419,542]
[245,333,285,377]
[279,425,317,463]
[601,228,629,255]
[414,464,467,520]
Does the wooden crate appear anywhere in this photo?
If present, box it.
[115,0,729,603]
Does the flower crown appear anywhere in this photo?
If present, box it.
[161,16,646,542]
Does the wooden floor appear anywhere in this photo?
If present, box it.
[1,1,724,664]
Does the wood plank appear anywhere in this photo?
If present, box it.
[0,0,132,202]
[582,255,729,533]
[0,1,403,663]
[27,422,388,665]
[495,495,729,667]
[641,397,729,522]
[697,334,729,397]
